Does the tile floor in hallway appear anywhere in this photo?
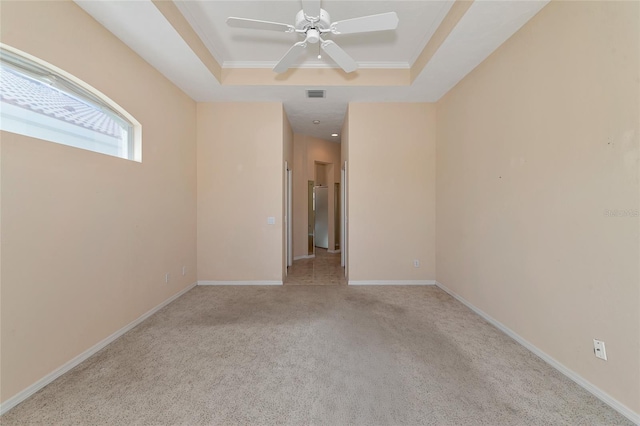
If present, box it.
[285,248,347,286]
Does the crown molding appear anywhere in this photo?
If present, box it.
[222,61,410,70]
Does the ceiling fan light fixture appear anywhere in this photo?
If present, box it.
[305,29,320,44]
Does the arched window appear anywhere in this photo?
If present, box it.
[0,45,140,161]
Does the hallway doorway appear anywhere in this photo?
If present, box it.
[289,134,345,283]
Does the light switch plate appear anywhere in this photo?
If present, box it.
[267,216,276,225]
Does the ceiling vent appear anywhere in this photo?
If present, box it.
[306,90,325,99]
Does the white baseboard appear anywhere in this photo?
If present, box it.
[349,280,436,286]
[327,249,341,254]
[434,281,640,425]
[293,255,315,260]
[0,281,197,416]
[197,280,283,286]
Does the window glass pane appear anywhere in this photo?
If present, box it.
[0,48,135,160]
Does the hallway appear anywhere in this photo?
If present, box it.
[285,248,346,286]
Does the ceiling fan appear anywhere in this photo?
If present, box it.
[226,0,399,74]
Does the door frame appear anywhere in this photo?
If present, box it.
[287,167,293,267]
[341,161,347,273]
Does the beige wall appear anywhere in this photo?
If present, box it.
[0,1,197,403]
[292,135,309,258]
[436,0,639,414]
[315,163,328,186]
[341,111,349,278]
[292,135,341,258]
[197,103,284,282]
[347,103,436,282]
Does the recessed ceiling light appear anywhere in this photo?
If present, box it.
[313,120,320,124]
[331,133,338,137]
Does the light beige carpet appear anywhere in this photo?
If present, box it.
[2,286,631,425]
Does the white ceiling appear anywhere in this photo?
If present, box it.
[75,0,549,142]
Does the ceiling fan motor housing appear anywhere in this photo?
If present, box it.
[295,8,331,32]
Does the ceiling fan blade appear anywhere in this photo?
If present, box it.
[320,40,357,73]
[330,12,399,35]
[226,17,294,33]
[301,0,321,20]
[273,42,308,73]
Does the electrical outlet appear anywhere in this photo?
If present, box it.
[413,259,420,268]
[593,339,607,360]
[182,266,186,276]
[165,273,170,284]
